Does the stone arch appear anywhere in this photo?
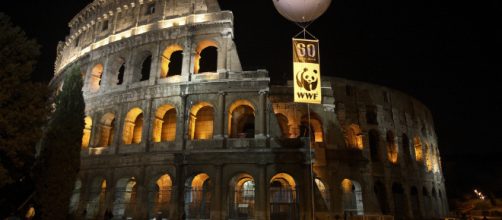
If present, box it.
[410,186,421,218]
[160,44,183,78]
[112,56,126,85]
[386,130,398,164]
[89,63,104,92]
[123,108,144,145]
[132,51,153,82]
[86,178,107,219]
[341,179,364,215]
[113,177,137,218]
[270,173,298,219]
[369,129,380,162]
[374,181,389,214]
[413,137,423,162]
[346,124,363,149]
[228,173,256,219]
[300,112,324,142]
[314,178,330,211]
[185,173,212,219]
[69,179,82,214]
[97,113,115,147]
[425,143,433,171]
[392,183,406,219]
[423,187,432,219]
[228,99,256,138]
[195,40,218,74]
[152,104,177,142]
[147,173,173,219]
[275,113,290,138]
[189,102,214,140]
[82,116,93,149]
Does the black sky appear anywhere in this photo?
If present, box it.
[2,0,501,199]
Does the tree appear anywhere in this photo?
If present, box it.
[0,13,50,216]
[35,67,85,219]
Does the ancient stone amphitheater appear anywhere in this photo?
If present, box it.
[51,0,448,219]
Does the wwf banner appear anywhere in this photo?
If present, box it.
[293,38,322,104]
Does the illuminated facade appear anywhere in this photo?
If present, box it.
[55,0,447,219]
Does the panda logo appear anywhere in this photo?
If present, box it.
[296,67,319,91]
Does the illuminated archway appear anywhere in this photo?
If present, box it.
[89,64,104,92]
[341,179,364,215]
[386,131,398,164]
[346,124,363,149]
[194,40,218,74]
[185,173,212,219]
[86,178,107,218]
[160,44,183,78]
[414,137,423,162]
[315,178,330,211]
[270,173,298,219]
[188,102,214,140]
[113,177,137,218]
[123,108,144,145]
[275,113,290,137]
[228,100,255,138]
[229,173,255,218]
[300,113,323,142]
[97,113,115,147]
[152,104,177,142]
[82,116,93,149]
[425,144,433,171]
[148,174,173,218]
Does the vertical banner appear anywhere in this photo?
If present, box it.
[293,38,322,104]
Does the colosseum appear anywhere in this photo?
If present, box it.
[51,0,448,219]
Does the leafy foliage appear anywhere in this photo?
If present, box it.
[0,13,49,189]
[35,67,85,219]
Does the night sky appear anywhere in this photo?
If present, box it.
[2,0,500,200]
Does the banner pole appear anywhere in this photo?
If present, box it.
[307,103,315,219]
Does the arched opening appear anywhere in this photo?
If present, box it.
[97,113,115,147]
[113,177,137,218]
[300,113,323,142]
[423,187,432,219]
[153,105,177,142]
[346,124,363,150]
[82,116,93,149]
[122,108,144,145]
[195,40,218,74]
[432,188,439,217]
[160,45,183,78]
[89,64,104,92]
[386,131,398,164]
[275,113,290,138]
[374,181,389,214]
[366,106,378,125]
[229,173,255,219]
[188,103,214,140]
[117,62,125,85]
[314,178,330,212]
[148,174,172,219]
[270,173,298,220]
[410,186,421,218]
[341,179,364,216]
[141,55,152,81]
[414,137,423,162]
[402,134,411,162]
[69,179,82,214]
[425,144,433,171]
[86,179,107,219]
[369,130,380,162]
[228,100,255,138]
[185,173,212,219]
[392,183,406,220]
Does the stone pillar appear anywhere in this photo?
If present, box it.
[181,41,192,78]
[112,108,125,154]
[176,96,187,149]
[255,165,268,220]
[217,34,229,73]
[135,168,148,219]
[214,91,226,139]
[150,44,162,85]
[211,165,223,220]
[143,100,153,151]
[256,90,268,138]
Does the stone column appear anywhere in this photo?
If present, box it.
[256,90,268,138]
[214,91,226,139]
[181,41,192,79]
[143,100,153,152]
[211,165,223,220]
[255,165,267,220]
[217,34,230,74]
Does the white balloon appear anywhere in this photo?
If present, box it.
[272,0,332,23]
